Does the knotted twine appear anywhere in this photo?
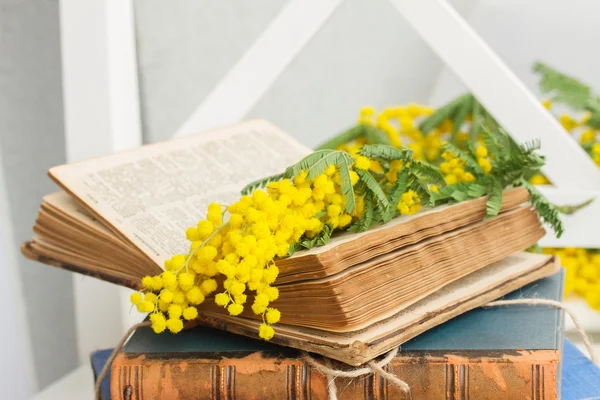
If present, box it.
[95,299,599,400]
[299,299,599,400]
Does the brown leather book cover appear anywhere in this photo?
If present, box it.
[111,349,558,399]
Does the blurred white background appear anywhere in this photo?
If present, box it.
[1,0,600,398]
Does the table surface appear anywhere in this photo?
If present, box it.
[32,364,93,400]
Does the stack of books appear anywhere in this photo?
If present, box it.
[95,271,568,399]
[22,121,562,395]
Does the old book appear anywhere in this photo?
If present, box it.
[109,271,565,400]
[22,119,557,364]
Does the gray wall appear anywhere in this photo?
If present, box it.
[0,0,78,391]
[134,0,288,144]
[134,0,452,148]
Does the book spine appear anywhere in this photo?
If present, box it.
[110,351,558,400]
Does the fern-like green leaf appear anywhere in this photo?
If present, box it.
[491,136,545,186]
[362,125,393,146]
[337,153,357,214]
[287,242,301,257]
[356,169,391,213]
[419,93,471,133]
[300,224,333,249]
[285,150,348,180]
[466,140,478,162]
[348,194,374,232]
[316,124,391,150]
[519,178,565,237]
[452,94,473,137]
[383,170,409,222]
[554,197,595,215]
[359,144,413,162]
[519,139,541,154]
[315,125,364,150]
[451,189,468,202]
[533,62,591,110]
[240,173,285,195]
[409,177,432,208]
[486,181,503,217]
[470,99,482,142]
[411,160,444,183]
[431,183,482,204]
[465,182,487,198]
[587,107,600,129]
[480,124,501,155]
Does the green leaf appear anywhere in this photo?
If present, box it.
[519,139,541,154]
[587,111,600,130]
[519,178,565,237]
[362,125,393,146]
[431,184,456,203]
[411,160,444,183]
[553,197,595,215]
[486,181,503,217]
[300,224,333,249]
[315,124,391,150]
[432,182,485,204]
[337,153,357,214]
[348,194,374,232]
[383,170,409,222]
[409,177,433,208]
[356,169,391,214]
[240,173,285,195]
[491,134,545,186]
[359,144,413,162]
[470,99,482,143]
[533,62,591,110]
[419,93,471,133]
[465,182,487,198]
[466,140,478,161]
[287,242,301,257]
[452,94,473,137]
[372,202,385,225]
[285,150,348,180]
[451,189,468,202]
[315,125,364,150]
[480,124,501,155]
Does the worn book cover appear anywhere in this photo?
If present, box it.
[110,270,565,400]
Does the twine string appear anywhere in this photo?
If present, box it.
[94,321,151,400]
[94,299,598,400]
[302,347,411,400]
[485,298,599,365]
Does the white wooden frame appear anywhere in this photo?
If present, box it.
[59,0,144,364]
[57,0,600,382]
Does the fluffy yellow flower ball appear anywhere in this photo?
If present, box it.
[150,313,167,334]
[166,318,184,334]
[183,306,198,321]
[259,323,275,340]
[266,308,281,324]
[354,156,371,170]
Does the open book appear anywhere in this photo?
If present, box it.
[22,120,559,364]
